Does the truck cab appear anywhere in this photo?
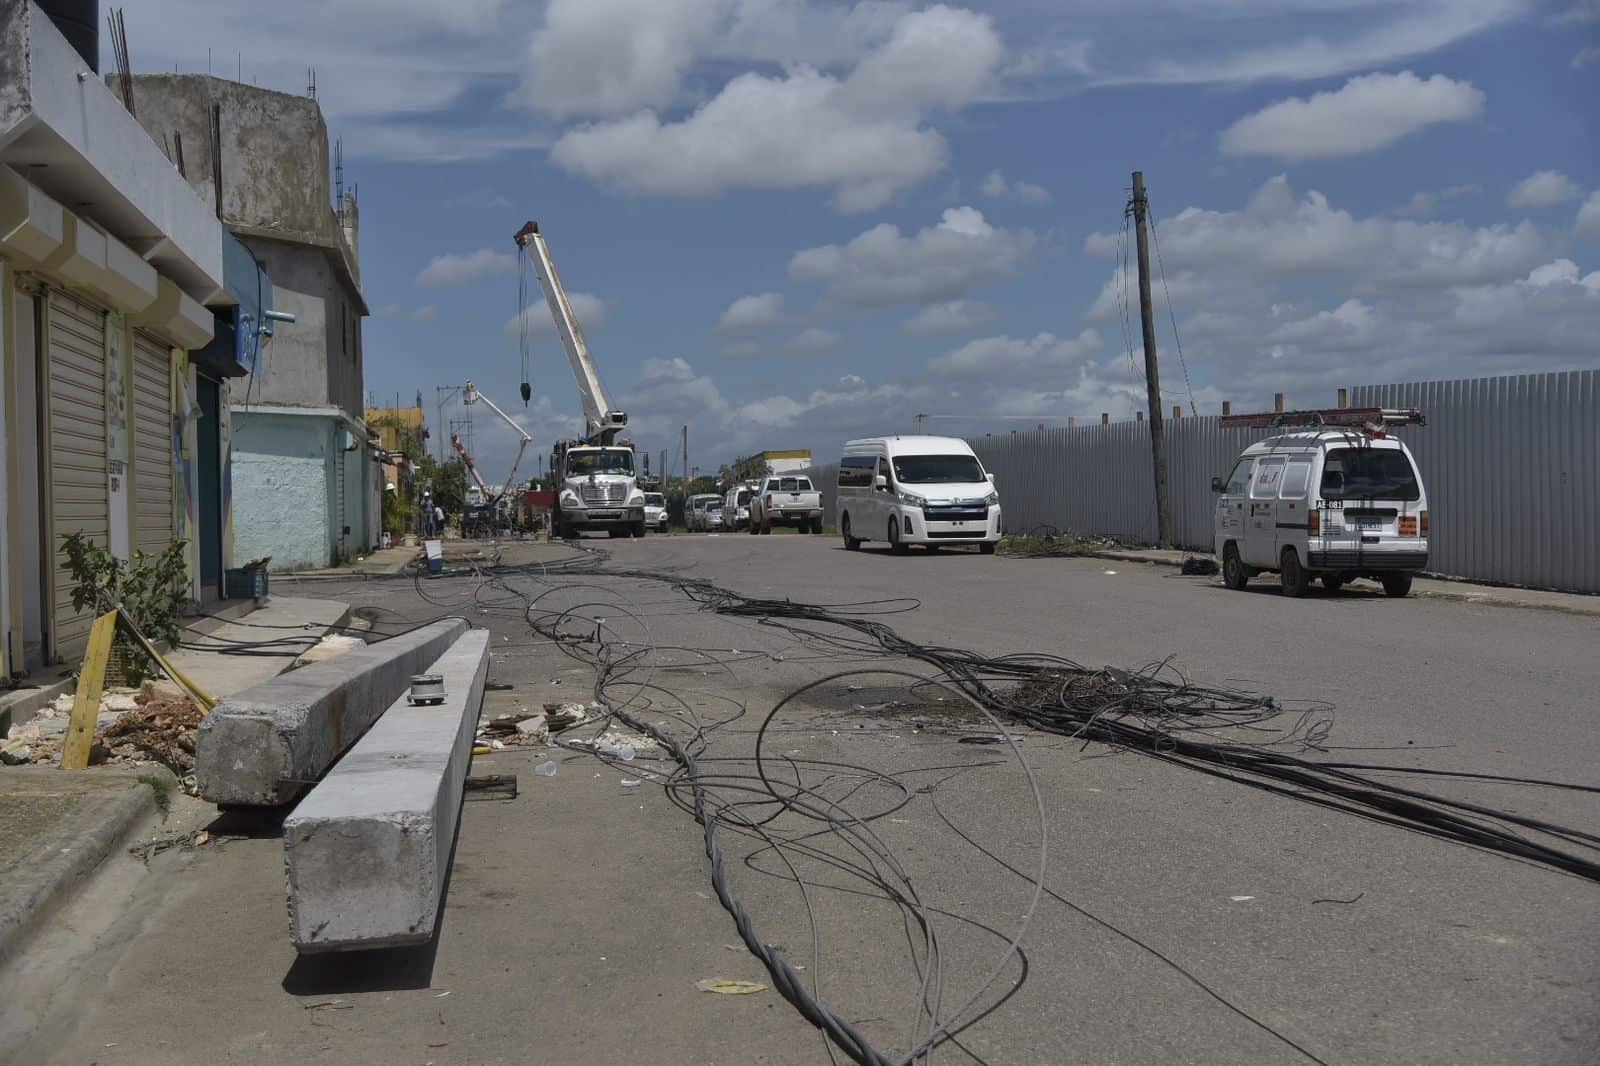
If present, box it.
[553,442,647,538]
[1213,415,1429,597]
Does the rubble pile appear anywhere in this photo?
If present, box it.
[2,680,204,791]
[474,700,596,750]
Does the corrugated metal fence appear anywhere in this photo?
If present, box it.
[805,370,1600,593]
[1351,371,1599,592]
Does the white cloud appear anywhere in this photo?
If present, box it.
[1579,192,1600,240]
[1094,1,1526,87]
[1268,299,1379,353]
[928,330,1104,378]
[1085,175,1545,297]
[902,299,997,336]
[1397,191,1437,217]
[1574,45,1600,68]
[520,0,726,119]
[549,5,1002,211]
[1508,170,1585,207]
[1550,1,1600,25]
[784,327,843,354]
[716,292,786,333]
[416,248,517,287]
[375,304,438,321]
[789,206,1035,307]
[502,293,610,339]
[1220,72,1484,160]
[980,169,1052,204]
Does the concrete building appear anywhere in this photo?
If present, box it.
[0,0,238,671]
[743,449,813,476]
[117,73,380,570]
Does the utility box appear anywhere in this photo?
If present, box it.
[224,568,270,599]
[425,539,443,574]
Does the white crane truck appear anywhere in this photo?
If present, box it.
[514,221,647,539]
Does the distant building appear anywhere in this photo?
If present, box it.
[744,449,812,476]
[117,73,380,570]
[365,404,428,455]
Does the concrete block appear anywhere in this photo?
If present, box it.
[195,619,468,806]
[283,630,489,953]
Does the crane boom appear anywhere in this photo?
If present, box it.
[513,221,625,443]
[451,434,492,501]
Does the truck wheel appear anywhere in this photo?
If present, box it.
[634,521,647,538]
[560,521,578,540]
[1381,573,1413,598]
[812,518,824,534]
[761,521,772,535]
[888,519,908,555]
[842,514,861,551]
[1322,574,1346,593]
[979,541,996,555]
[1280,547,1310,598]
[1222,544,1249,590]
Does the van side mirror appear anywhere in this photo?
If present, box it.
[1211,476,1225,493]
[987,472,996,485]
[873,475,887,489]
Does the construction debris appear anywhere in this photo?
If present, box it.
[292,633,366,669]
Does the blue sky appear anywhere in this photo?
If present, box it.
[133,1,1599,477]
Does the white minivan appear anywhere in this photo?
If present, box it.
[837,436,1001,554]
[1213,427,1429,597]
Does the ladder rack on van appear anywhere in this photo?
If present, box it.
[1219,407,1425,431]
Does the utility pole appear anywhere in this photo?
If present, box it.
[660,448,667,490]
[1130,171,1172,548]
[682,425,689,489]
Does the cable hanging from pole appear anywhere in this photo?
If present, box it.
[1146,203,1199,418]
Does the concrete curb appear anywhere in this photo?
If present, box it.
[1086,550,1600,617]
[0,767,174,973]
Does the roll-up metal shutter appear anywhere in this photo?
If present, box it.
[131,332,174,558]
[45,289,109,659]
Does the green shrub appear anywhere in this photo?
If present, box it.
[61,533,189,682]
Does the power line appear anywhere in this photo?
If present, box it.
[1146,204,1199,418]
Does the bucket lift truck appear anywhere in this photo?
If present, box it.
[513,221,646,539]
[452,380,534,536]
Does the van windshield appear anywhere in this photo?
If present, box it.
[893,454,985,484]
[644,493,664,506]
[1320,448,1421,501]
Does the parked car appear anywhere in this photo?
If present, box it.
[703,504,725,531]
[723,484,757,531]
[749,475,824,534]
[643,492,669,533]
[1212,426,1429,597]
[835,436,999,554]
[686,493,722,532]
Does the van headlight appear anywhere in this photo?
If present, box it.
[983,492,999,506]
[896,490,924,507]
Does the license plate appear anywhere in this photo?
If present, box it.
[590,511,616,519]
[1348,518,1382,529]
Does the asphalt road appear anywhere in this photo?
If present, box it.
[3,533,1595,1065]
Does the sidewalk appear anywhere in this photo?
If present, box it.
[288,544,419,578]
[0,593,351,975]
[1089,547,1600,616]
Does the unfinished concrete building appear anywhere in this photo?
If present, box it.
[114,73,379,570]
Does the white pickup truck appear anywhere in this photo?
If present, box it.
[748,475,825,534]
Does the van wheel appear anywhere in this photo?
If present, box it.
[1321,574,1346,593]
[1222,544,1249,590]
[1279,547,1311,598]
[1381,573,1414,598]
[979,541,997,555]
[842,514,861,551]
[888,519,908,555]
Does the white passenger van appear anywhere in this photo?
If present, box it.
[1212,408,1429,597]
[837,436,1001,554]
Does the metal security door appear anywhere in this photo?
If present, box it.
[45,290,109,660]
[131,331,175,558]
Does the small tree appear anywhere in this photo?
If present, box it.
[61,533,189,683]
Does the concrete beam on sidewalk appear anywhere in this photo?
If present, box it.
[282,629,489,953]
[195,619,468,806]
